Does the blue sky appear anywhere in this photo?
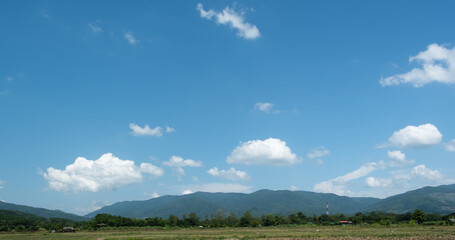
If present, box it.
[1,0,455,215]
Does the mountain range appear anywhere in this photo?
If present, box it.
[1,184,454,221]
[86,184,455,218]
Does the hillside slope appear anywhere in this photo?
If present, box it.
[87,184,455,219]
[368,184,455,214]
[0,201,88,221]
[86,189,381,218]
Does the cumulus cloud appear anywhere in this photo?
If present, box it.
[124,31,138,45]
[182,189,193,195]
[41,153,163,192]
[88,23,103,33]
[226,138,300,166]
[140,163,164,178]
[254,102,279,114]
[162,156,202,175]
[290,185,299,191]
[207,167,249,181]
[313,162,378,196]
[180,183,251,195]
[380,44,455,87]
[388,123,442,149]
[196,3,260,40]
[445,139,455,152]
[144,192,160,199]
[411,164,444,181]
[366,177,392,188]
[129,123,162,137]
[387,150,415,166]
[307,146,330,159]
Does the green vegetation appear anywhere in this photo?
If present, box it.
[86,184,455,219]
[2,207,454,233]
[0,209,84,232]
[0,201,88,222]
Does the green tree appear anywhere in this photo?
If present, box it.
[167,215,179,227]
[411,209,426,224]
[262,215,276,226]
[240,212,253,227]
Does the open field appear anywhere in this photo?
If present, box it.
[0,225,454,240]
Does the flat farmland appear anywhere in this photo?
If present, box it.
[0,225,454,240]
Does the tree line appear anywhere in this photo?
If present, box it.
[1,209,454,232]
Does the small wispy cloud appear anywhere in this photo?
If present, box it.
[129,123,175,137]
[0,90,10,96]
[254,102,279,114]
[445,139,455,152]
[5,76,13,82]
[39,12,51,19]
[166,126,175,133]
[207,167,249,181]
[180,183,251,195]
[144,192,160,199]
[88,23,103,34]
[307,146,330,159]
[162,156,203,175]
[196,3,260,40]
[129,123,163,137]
[124,31,138,45]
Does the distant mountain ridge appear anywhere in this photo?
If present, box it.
[85,184,455,219]
[2,184,454,220]
[0,201,88,221]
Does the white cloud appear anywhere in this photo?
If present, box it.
[196,3,260,40]
[182,189,193,195]
[181,183,251,194]
[144,192,160,199]
[366,177,392,187]
[72,200,109,215]
[162,155,202,175]
[0,180,4,190]
[207,167,249,181]
[5,76,13,82]
[445,139,455,152]
[290,185,299,191]
[411,164,444,181]
[88,23,103,33]
[0,90,10,95]
[140,163,164,178]
[254,102,279,114]
[307,146,330,159]
[380,44,455,87]
[124,31,138,45]
[129,123,163,137]
[166,126,175,133]
[387,150,415,166]
[388,123,442,149]
[226,138,300,166]
[42,153,162,192]
[313,162,378,196]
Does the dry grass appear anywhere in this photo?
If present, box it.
[0,225,454,239]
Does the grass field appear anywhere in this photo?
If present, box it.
[0,225,454,239]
